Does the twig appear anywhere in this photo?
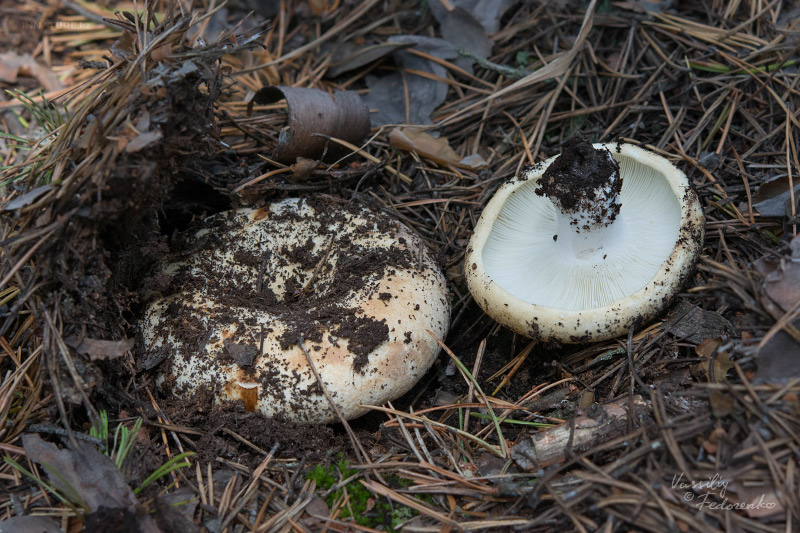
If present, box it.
[296,336,370,464]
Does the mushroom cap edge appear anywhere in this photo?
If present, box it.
[464,142,705,343]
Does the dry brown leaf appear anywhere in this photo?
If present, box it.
[760,236,800,312]
[0,52,63,92]
[699,349,735,417]
[0,516,60,533]
[389,127,486,170]
[291,157,319,181]
[23,435,136,513]
[125,130,163,153]
[697,340,735,416]
[309,0,336,16]
[695,338,720,358]
[72,337,135,361]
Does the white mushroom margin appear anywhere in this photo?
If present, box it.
[465,143,704,342]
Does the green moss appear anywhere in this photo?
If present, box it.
[306,456,426,531]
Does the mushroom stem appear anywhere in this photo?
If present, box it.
[536,139,625,262]
[554,203,627,261]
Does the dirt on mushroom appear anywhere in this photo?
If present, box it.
[535,136,621,225]
[141,197,449,423]
[1,1,799,532]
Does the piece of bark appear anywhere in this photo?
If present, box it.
[511,395,651,470]
[253,86,370,164]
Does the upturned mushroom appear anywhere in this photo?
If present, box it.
[141,198,450,423]
[465,139,704,342]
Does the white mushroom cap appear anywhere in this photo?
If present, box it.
[465,142,704,342]
[141,198,450,423]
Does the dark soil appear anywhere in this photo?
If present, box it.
[2,2,798,532]
[163,389,352,466]
[535,136,622,227]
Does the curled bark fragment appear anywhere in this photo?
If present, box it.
[253,86,370,164]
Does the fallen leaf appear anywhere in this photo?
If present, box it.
[0,52,63,92]
[326,41,413,78]
[125,130,163,153]
[435,6,492,59]
[707,351,734,382]
[753,175,800,218]
[23,435,133,510]
[0,516,60,533]
[2,185,54,211]
[697,342,735,416]
[475,453,508,477]
[755,317,800,383]
[711,354,735,416]
[309,0,335,16]
[756,235,800,313]
[364,36,459,125]
[153,488,198,532]
[253,86,370,164]
[695,337,721,358]
[389,127,487,169]
[428,0,518,34]
[301,495,329,528]
[69,336,135,361]
[701,425,727,454]
[708,387,734,418]
[111,32,135,61]
[22,435,162,532]
[667,300,735,344]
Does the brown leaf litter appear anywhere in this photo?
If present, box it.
[1,0,800,531]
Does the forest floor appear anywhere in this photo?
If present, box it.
[0,0,799,531]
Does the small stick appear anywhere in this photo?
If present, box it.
[256,248,270,293]
[300,238,336,297]
[464,339,486,433]
[26,424,105,450]
[296,336,370,464]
